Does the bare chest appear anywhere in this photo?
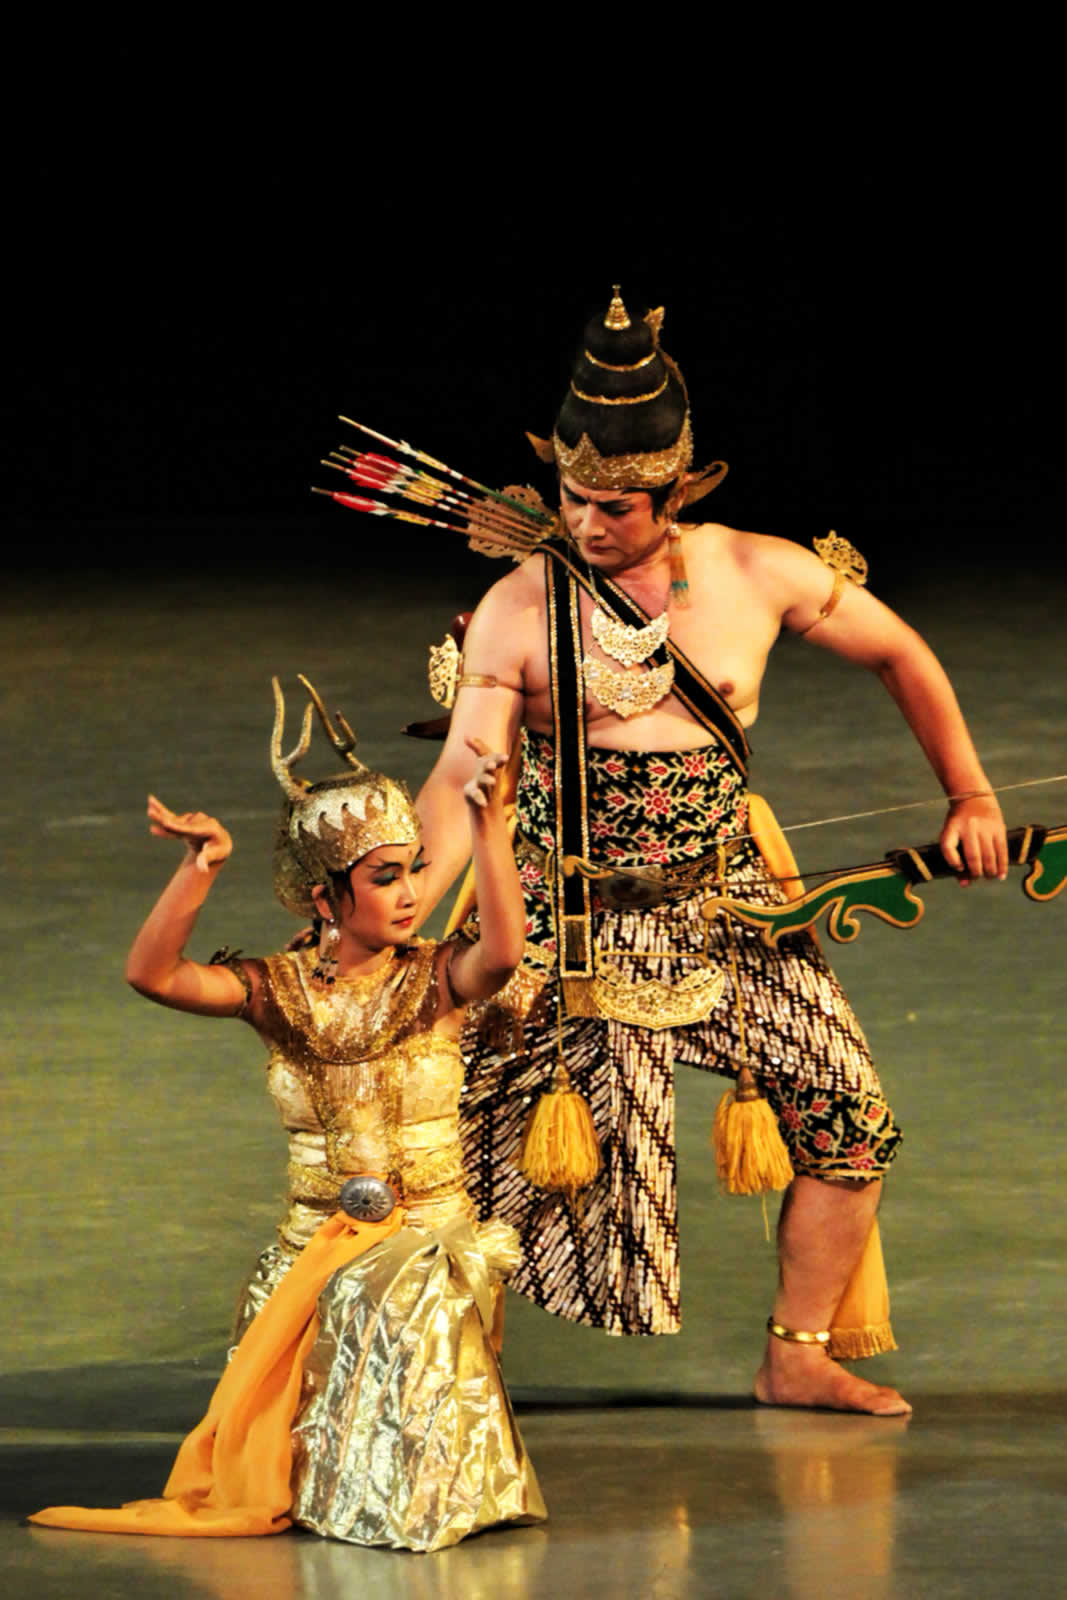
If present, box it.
[520,558,780,748]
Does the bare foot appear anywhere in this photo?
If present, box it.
[753,1340,912,1417]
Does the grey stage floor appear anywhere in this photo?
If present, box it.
[2,538,1065,1597]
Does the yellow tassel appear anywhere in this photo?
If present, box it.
[519,1062,602,1194]
[827,1322,898,1361]
[711,1064,794,1196]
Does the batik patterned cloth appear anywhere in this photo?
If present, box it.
[459,729,902,1336]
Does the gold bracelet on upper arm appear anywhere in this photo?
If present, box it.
[797,531,868,635]
[457,672,500,690]
[428,633,502,707]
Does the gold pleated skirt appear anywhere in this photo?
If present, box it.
[246,1215,545,1552]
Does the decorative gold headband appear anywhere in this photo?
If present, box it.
[569,373,669,406]
[551,414,694,489]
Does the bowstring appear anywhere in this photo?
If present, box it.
[577,773,1067,894]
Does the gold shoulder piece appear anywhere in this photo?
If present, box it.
[644,305,665,340]
[813,530,868,587]
[428,634,461,709]
[501,484,554,522]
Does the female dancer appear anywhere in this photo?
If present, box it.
[31,677,545,1551]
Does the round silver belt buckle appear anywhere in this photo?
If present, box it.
[338,1175,398,1222]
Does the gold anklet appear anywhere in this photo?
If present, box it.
[767,1316,831,1347]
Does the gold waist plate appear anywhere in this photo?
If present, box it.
[590,955,727,1029]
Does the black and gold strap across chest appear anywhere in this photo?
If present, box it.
[540,542,751,1000]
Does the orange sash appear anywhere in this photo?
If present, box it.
[30,1209,402,1537]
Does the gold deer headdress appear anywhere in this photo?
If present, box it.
[270,675,420,917]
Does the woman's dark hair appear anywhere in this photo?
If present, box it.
[326,866,354,907]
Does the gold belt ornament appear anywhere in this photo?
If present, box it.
[531,843,742,1027]
[590,949,727,1029]
[519,836,742,909]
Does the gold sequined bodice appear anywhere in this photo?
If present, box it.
[254,943,472,1248]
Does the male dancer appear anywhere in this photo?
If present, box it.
[415,289,1007,1415]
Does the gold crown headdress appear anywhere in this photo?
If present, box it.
[270,674,420,917]
[528,286,728,505]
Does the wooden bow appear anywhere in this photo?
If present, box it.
[700,824,1067,947]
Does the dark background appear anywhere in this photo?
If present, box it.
[7,80,1060,593]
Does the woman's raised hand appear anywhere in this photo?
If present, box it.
[461,738,508,812]
[147,795,233,873]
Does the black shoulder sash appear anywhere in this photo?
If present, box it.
[544,553,595,982]
[540,542,751,1000]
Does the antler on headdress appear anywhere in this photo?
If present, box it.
[270,676,315,802]
[297,673,367,773]
[269,675,420,918]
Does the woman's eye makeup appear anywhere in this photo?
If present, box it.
[371,851,426,886]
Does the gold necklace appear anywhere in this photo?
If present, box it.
[590,603,669,666]
[583,655,676,719]
[583,567,675,716]
[307,946,430,1061]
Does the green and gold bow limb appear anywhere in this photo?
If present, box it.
[700,823,1067,947]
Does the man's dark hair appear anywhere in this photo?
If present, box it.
[644,480,678,519]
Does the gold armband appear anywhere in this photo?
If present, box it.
[428,633,502,707]
[457,672,500,690]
